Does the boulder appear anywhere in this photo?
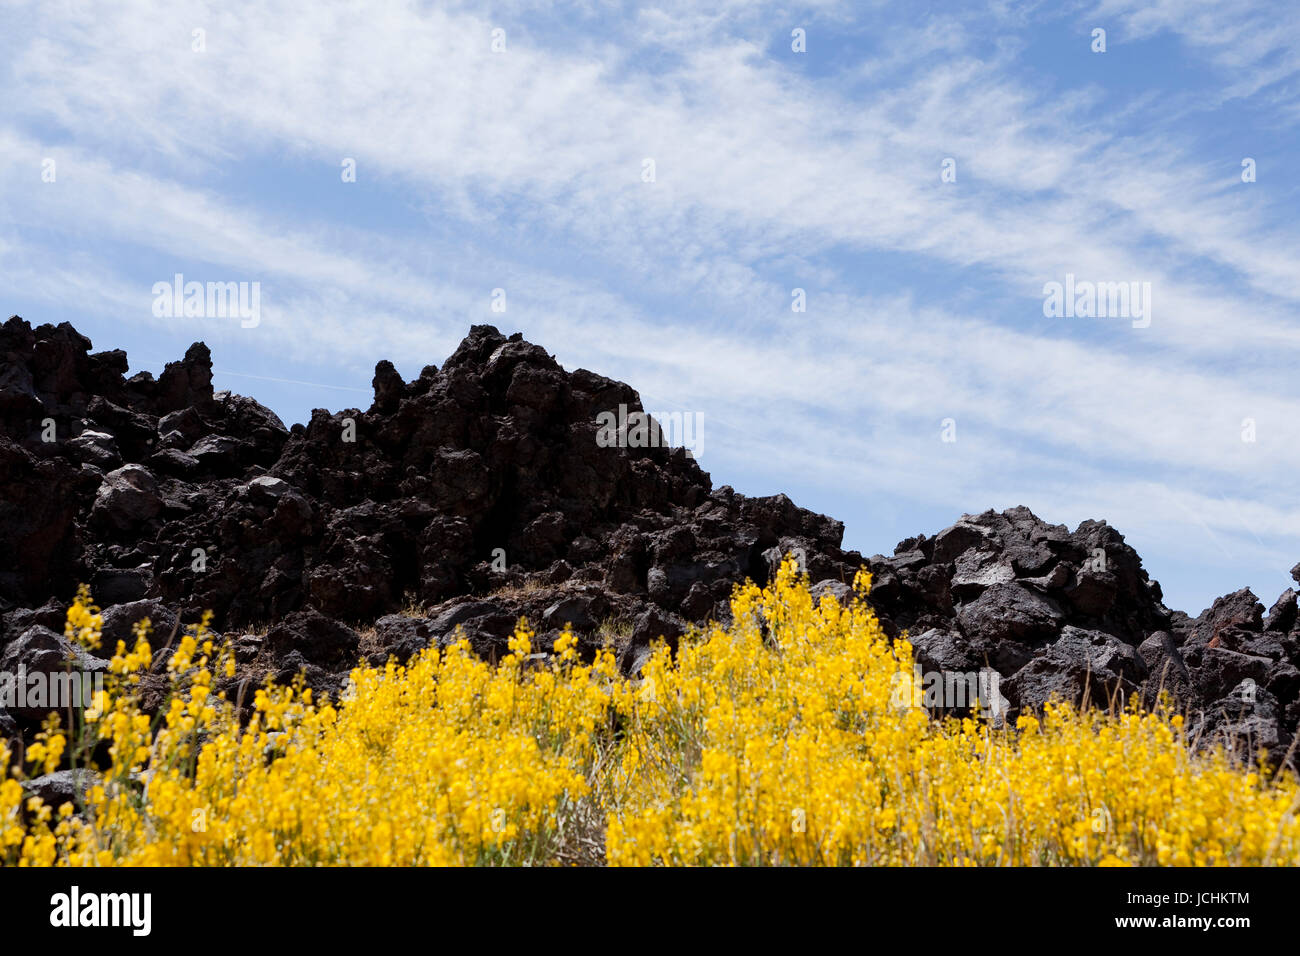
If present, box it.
[99,599,178,652]
[264,609,360,672]
[90,464,162,531]
[20,768,98,808]
[367,614,434,665]
[0,625,108,719]
[957,582,1064,646]
[67,429,121,469]
[1008,626,1147,714]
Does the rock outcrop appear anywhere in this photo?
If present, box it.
[1,315,1297,765]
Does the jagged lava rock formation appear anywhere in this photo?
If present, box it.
[0,316,1296,763]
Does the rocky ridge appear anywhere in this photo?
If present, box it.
[1,316,1296,765]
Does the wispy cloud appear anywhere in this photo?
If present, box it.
[1,0,1297,611]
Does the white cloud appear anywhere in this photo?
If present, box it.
[2,0,1299,608]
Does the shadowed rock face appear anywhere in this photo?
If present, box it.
[863,513,1300,760]
[0,315,1297,764]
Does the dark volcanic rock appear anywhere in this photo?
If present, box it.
[264,609,360,672]
[619,605,688,675]
[90,566,153,605]
[1137,630,1194,708]
[365,614,434,665]
[865,505,1300,762]
[20,768,98,808]
[1265,589,1298,634]
[0,435,84,604]
[0,625,108,718]
[1,314,1298,766]
[1006,626,1147,713]
[0,708,18,744]
[100,599,178,652]
[90,464,163,531]
[957,582,1064,645]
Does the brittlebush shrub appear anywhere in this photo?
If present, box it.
[3,562,1298,866]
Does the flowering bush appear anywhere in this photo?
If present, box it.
[3,561,1297,866]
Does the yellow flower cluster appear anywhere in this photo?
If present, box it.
[2,562,1297,866]
[3,595,612,865]
[64,584,102,652]
[606,562,1300,865]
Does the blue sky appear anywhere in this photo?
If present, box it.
[2,0,1300,616]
